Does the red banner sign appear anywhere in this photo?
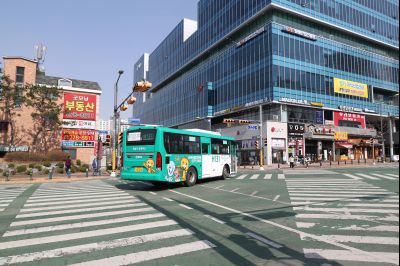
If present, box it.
[63,93,96,121]
[61,129,96,141]
[333,111,365,129]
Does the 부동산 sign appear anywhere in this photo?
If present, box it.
[334,78,368,98]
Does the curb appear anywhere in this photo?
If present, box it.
[0,175,112,185]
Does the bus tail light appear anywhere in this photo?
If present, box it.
[156,152,162,170]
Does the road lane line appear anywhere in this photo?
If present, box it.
[11,207,155,227]
[250,191,258,196]
[4,213,166,237]
[355,173,380,180]
[371,173,397,180]
[273,195,280,202]
[237,174,247,180]
[263,174,272,179]
[231,188,239,192]
[68,240,214,266]
[163,197,174,202]
[204,214,225,224]
[0,229,193,265]
[277,174,285,180]
[246,232,282,248]
[343,174,363,180]
[250,174,259,180]
[0,220,177,251]
[24,195,134,207]
[296,222,317,228]
[149,192,157,195]
[179,204,193,210]
[303,249,398,264]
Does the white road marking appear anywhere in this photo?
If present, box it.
[32,188,118,195]
[250,174,259,180]
[215,185,225,189]
[338,225,399,232]
[26,193,129,203]
[231,188,239,192]
[4,213,166,237]
[68,240,214,266]
[0,229,193,265]
[355,173,380,180]
[317,235,399,245]
[296,213,398,222]
[263,174,272,179]
[289,193,394,197]
[163,197,174,202]
[204,214,225,224]
[343,174,363,180]
[287,190,391,195]
[277,174,285,180]
[11,207,155,227]
[286,187,387,192]
[250,191,258,196]
[343,203,399,208]
[237,174,247,180]
[16,202,147,218]
[179,204,193,210]
[385,174,399,178]
[29,190,127,200]
[149,192,157,195]
[303,249,398,264]
[290,197,352,201]
[273,195,280,202]
[296,222,317,228]
[293,206,399,214]
[370,173,397,180]
[246,232,282,248]
[24,195,134,207]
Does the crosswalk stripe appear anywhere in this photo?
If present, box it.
[29,190,128,200]
[293,206,399,214]
[286,185,382,189]
[288,190,390,194]
[343,203,399,208]
[289,193,395,197]
[0,229,193,265]
[250,174,259,180]
[0,200,12,204]
[371,173,397,180]
[303,249,398,264]
[264,174,272,179]
[338,225,399,232]
[291,197,367,201]
[4,213,166,237]
[24,195,134,207]
[16,202,146,218]
[237,174,247,180]
[277,174,285,180]
[385,174,399,178]
[11,207,155,227]
[296,213,398,222]
[343,174,363,180]
[307,235,399,245]
[355,173,380,180]
[27,193,128,203]
[69,240,214,266]
[0,220,177,250]
[33,187,119,194]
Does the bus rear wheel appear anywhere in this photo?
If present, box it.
[221,165,230,180]
[184,167,197,187]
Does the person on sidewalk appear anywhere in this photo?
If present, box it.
[289,155,295,168]
[65,156,72,175]
[92,158,98,176]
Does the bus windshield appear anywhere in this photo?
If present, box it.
[126,129,156,146]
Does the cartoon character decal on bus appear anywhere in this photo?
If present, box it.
[143,159,156,173]
[178,157,190,181]
[166,161,176,182]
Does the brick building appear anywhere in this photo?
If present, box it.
[0,56,102,164]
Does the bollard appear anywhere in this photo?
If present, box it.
[330,161,332,166]
[67,169,71,178]
[351,159,353,165]
[345,160,347,165]
[338,160,340,165]
[358,159,360,164]
[364,159,367,164]
[29,170,33,181]
[320,161,322,167]
[48,167,54,179]
[278,163,280,169]
[86,168,89,177]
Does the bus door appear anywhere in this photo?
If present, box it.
[230,141,237,174]
[201,138,213,178]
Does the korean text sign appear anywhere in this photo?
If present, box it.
[63,93,96,121]
[61,129,96,141]
[334,78,368,98]
[333,111,366,129]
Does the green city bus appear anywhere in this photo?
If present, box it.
[120,125,237,186]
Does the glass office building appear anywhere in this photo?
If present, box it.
[132,0,399,164]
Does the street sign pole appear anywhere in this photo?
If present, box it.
[259,105,264,170]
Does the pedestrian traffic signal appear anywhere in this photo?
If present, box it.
[255,140,259,149]
[239,120,251,124]
[105,134,111,146]
[264,138,268,146]
[133,80,152,92]
[223,118,235,124]
[118,132,123,144]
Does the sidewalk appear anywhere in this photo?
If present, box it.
[239,160,399,171]
[0,172,112,184]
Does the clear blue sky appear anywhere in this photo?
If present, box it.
[1,0,198,120]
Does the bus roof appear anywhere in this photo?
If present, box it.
[126,125,235,141]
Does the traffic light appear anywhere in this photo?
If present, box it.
[255,140,259,150]
[223,118,235,124]
[127,96,136,104]
[105,134,111,146]
[264,138,268,146]
[118,132,123,145]
[239,120,251,124]
[120,104,128,111]
[133,80,152,92]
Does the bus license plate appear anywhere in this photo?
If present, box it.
[134,167,143,172]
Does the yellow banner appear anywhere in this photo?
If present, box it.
[335,131,348,141]
[334,78,368,98]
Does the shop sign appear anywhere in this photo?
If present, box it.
[310,102,324,107]
[214,105,244,116]
[363,108,376,113]
[244,97,270,107]
[63,92,97,121]
[282,26,317,41]
[236,26,265,47]
[315,110,324,124]
[280,97,309,105]
[325,120,334,125]
[333,111,366,129]
[0,145,29,152]
[306,124,335,135]
[61,129,96,141]
[339,106,363,112]
[62,141,95,148]
[288,123,305,136]
[288,139,304,146]
[334,78,368,98]
[271,138,286,149]
[62,119,96,129]
[335,131,348,141]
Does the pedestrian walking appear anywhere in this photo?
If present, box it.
[289,155,295,168]
[92,158,98,176]
[65,156,72,175]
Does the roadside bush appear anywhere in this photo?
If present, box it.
[56,168,64,174]
[8,163,15,168]
[79,166,87,172]
[29,163,35,168]
[25,170,32,175]
[34,165,43,171]
[46,150,69,161]
[16,165,27,173]
[76,159,82,166]
[43,169,50,175]
[4,152,46,162]
[0,169,3,173]
[43,161,51,167]
[56,162,64,168]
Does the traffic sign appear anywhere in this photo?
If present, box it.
[247,124,259,130]
[129,118,141,124]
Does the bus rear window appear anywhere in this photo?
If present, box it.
[126,129,156,146]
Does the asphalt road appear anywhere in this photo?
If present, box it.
[0,165,398,265]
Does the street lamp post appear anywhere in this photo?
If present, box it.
[111,70,124,177]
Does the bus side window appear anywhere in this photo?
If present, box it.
[202,143,209,154]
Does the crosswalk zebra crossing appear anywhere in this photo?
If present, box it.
[286,178,399,265]
[343,172,398,180]
[235,174,281,180]
[0,185,30,212]
[0,180,214,265]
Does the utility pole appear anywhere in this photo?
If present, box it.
[380,101,385,162]
[111,70,124,177]
[259,105,264,170]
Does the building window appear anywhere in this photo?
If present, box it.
[15,67,25,84]
[0,121,9,132]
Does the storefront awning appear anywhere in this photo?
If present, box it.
[335,142,353,149]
